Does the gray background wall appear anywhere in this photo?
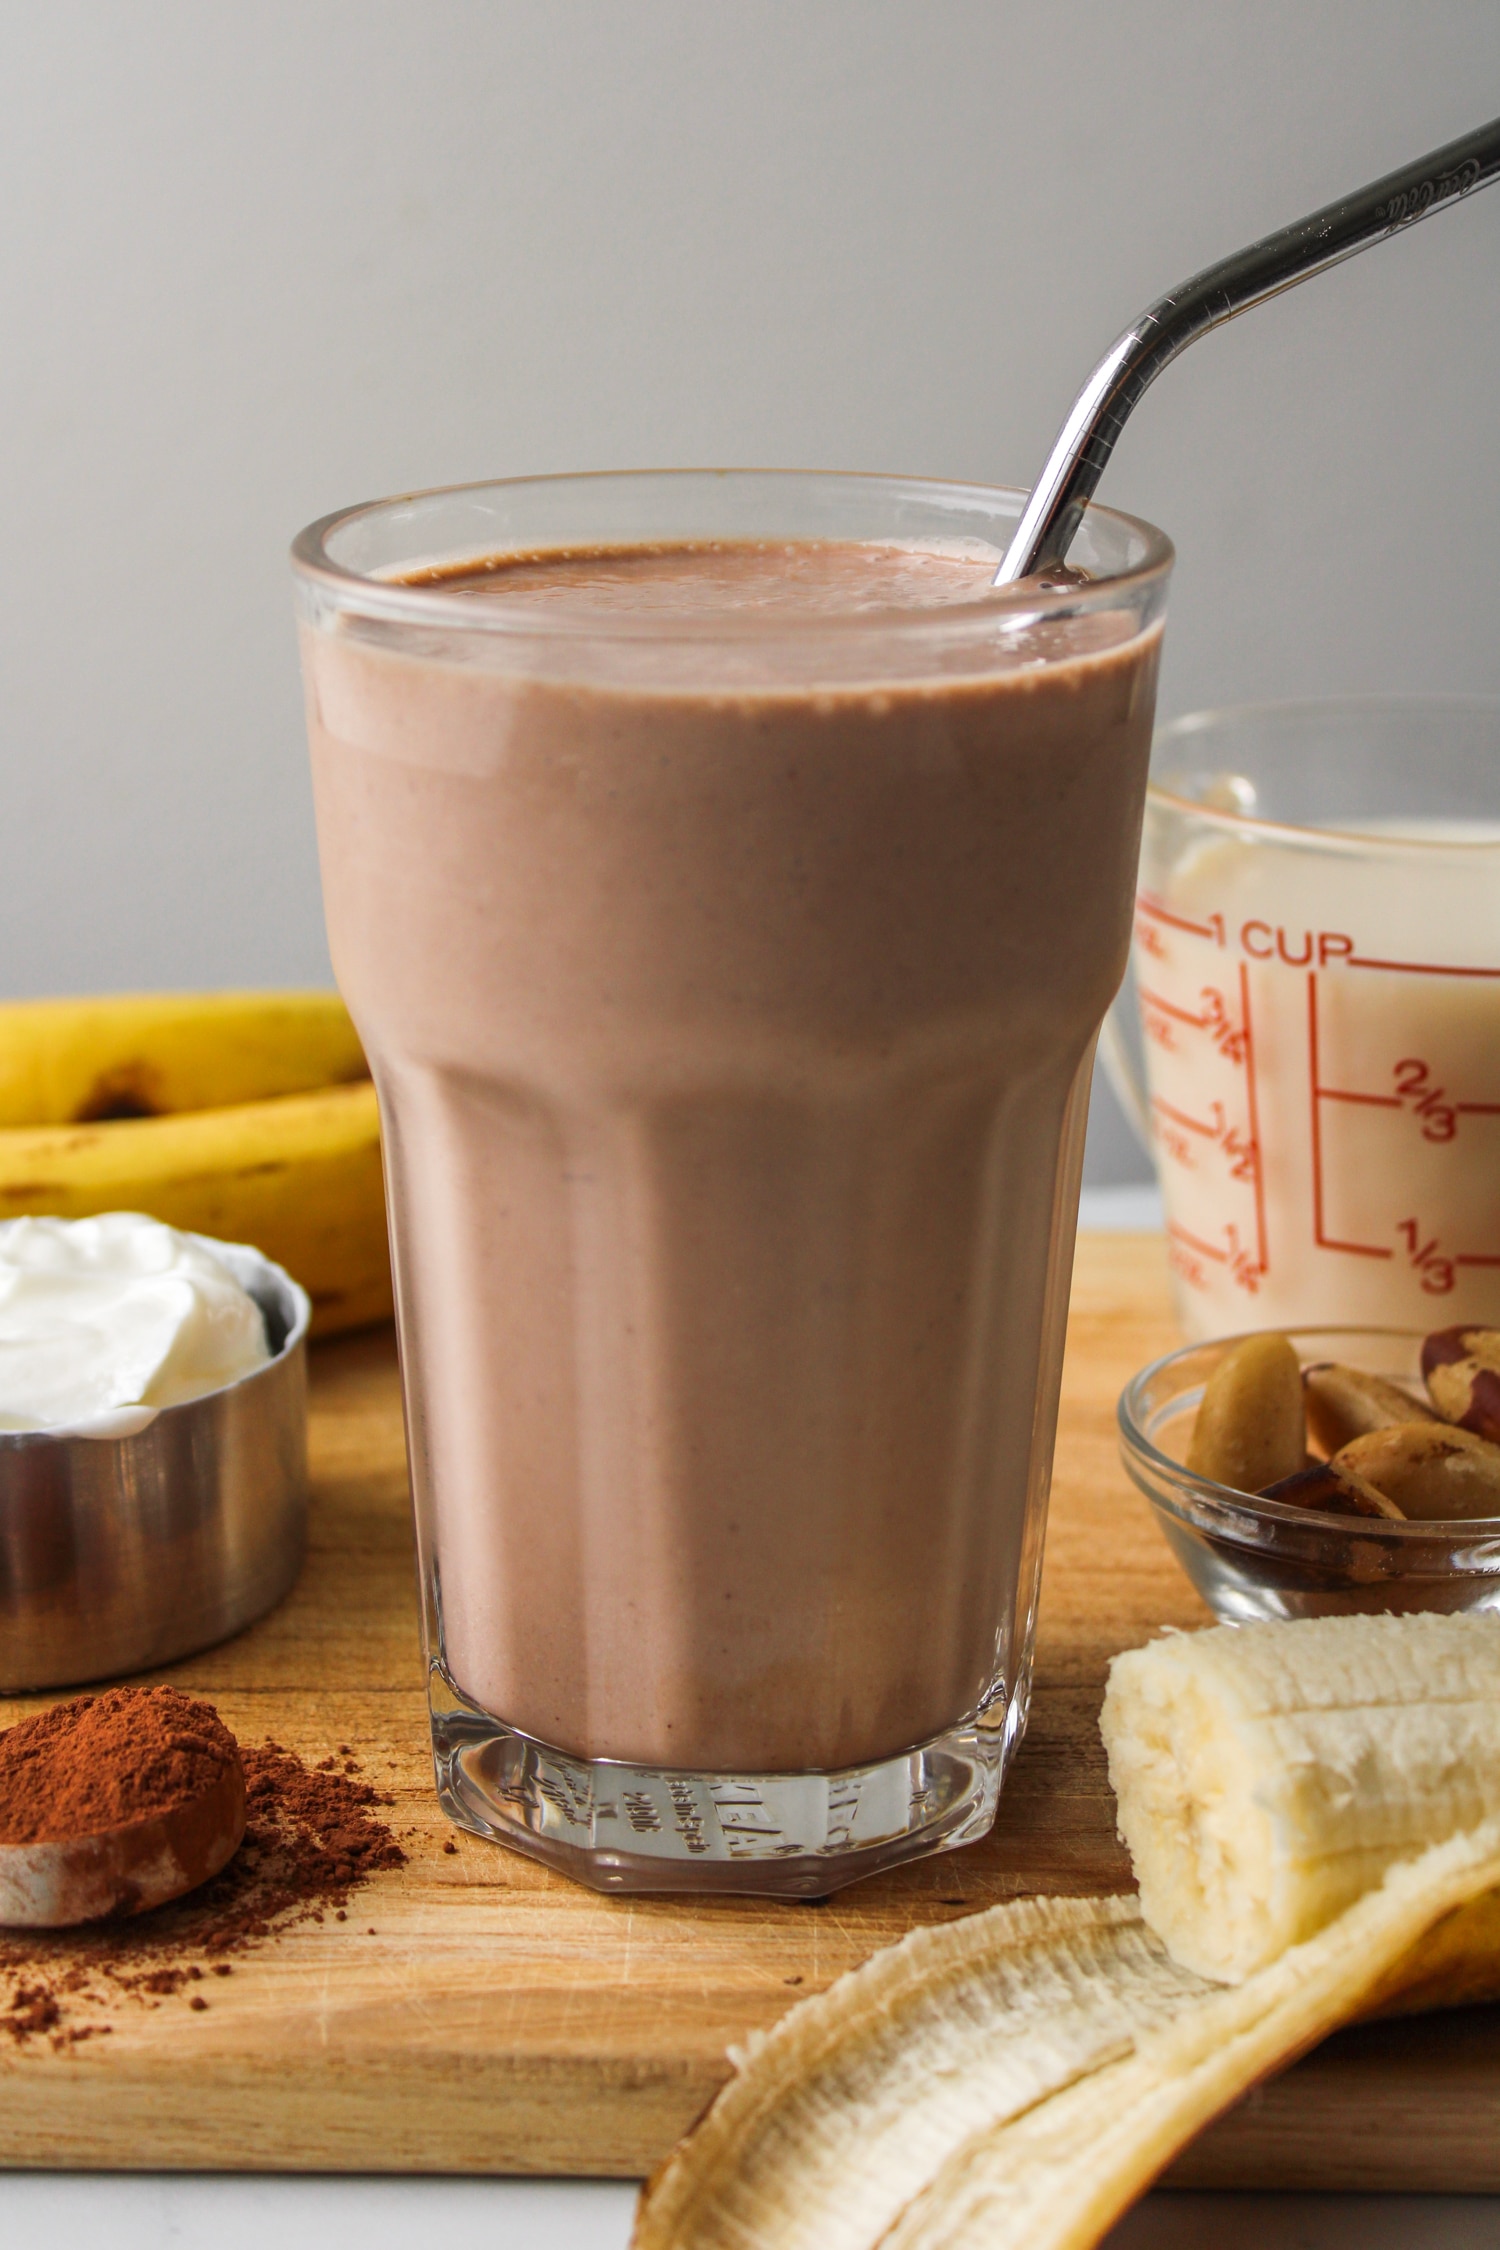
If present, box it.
[2,1,1497,1183]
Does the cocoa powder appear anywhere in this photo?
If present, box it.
[0,1707,406,2050]
[191,1739,407,1952]
[0,1687,240,1845]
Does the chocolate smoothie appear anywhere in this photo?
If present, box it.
[302,529,1163,1784]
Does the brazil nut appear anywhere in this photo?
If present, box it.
[1422,1326,1500,1444]
[1260,1460,1405,1521]
[1303,1362,1433,1457]
[1333,1421,1500,1523]
[1187,1332,1305,1495]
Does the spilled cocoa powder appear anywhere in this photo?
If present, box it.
[1,1714,406,2051]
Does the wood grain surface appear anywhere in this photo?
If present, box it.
[1,1231,1496,2188]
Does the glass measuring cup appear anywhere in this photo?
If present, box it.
[1101,697,1500,1340]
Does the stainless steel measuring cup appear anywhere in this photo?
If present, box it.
[0,1239,311,1691]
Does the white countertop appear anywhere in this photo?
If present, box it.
[4,2175,1500,2248]
[7,1181,1493,2248]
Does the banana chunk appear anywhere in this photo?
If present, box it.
[1100,1612,1500,1982]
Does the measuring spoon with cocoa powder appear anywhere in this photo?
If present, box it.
[0,1685,245,1928]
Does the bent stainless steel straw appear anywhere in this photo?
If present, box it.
[997,116,1500,585]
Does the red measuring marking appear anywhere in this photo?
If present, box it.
[1136,894,1224,943]
[1168,1221,1228,1264]
[1151,1097,1218,1137]
[1239,959,1269,1281]
[1168,1218,1262,1294]
[1390,1059,1457,1142]
[1147,961,1267,1291]
[1306,970,1500,1270]
[1137,985,1210,1029]
[1150,1094,1260,1189]
[1139,944,1266,1281]
[1139,981,1250,1063]
[1396,1220,1456,1297]
[1306,972,1392,1259]
[1348,955,1500,978]
[1136,895,1500,1281]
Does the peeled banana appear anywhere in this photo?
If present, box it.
[0,994,390,1336]
[1101,1610,1500,1981]
[634,1612,1500,2250]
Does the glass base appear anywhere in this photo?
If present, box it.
[428,1664,1028,1897]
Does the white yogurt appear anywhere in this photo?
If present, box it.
[0,1213,270,1432]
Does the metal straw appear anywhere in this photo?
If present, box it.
[997,117,1500,585]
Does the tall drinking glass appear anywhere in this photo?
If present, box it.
[292,471,1171,1894]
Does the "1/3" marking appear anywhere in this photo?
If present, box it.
[1398,1217,1456,1296]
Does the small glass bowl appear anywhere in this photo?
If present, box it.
[1118,1327,1500,1622]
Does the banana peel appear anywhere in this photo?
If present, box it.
[633,1612,1500,2250]
[633,1833,1500,2250]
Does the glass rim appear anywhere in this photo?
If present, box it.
[1118,1323,1500,1540]
[1148,691,1500,855]
[289,466,1174,642]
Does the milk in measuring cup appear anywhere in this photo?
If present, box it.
[1136,816,1500,1338]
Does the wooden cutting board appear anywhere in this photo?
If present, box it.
[2,1230,1497,2189]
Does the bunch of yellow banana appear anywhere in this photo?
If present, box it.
[0,992,390,1336]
